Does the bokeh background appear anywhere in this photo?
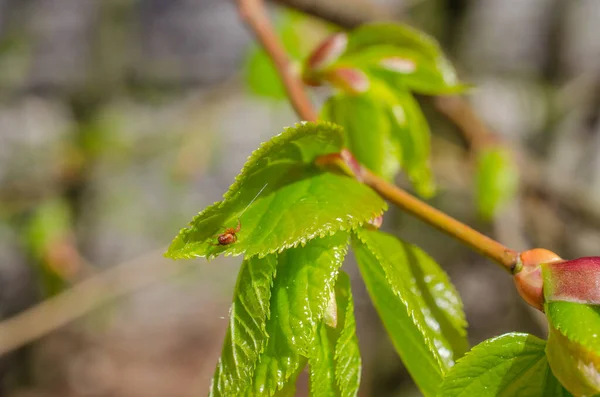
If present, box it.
[0,0,599,396]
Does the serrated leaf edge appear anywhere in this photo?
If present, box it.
[353,228,446,371]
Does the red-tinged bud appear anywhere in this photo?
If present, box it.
[513,248,563,311]
[324,68,370,95]
[379,57,417,74]
[314,148,364,182]
[366,214,384,230]
[306,33,348,72]
[543,257,600,305]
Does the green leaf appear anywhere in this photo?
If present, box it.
[475,146,519,221]
[544,301,600,396]
[338,23,466,95]
[344,23,442,61]
[210,255,279,396]
[244,10,304,100]
[335,45,465,95]
[245,47,288,99]
[321,92,399,181]
[321,83,435,197]
[246,233,349,396]
[245,10,335,100]
[166,122,386,260]
[439,333,573,397]
[352,229,468,396]
[380,85,436,197]
[309,272,361,397]
[25,198,73,296]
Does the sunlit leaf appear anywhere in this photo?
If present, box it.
[544,301,600,396]
[379,85,436,197]
[246,233,349,396]
[475,146,519,221]
[166,122,386,260]
[336,45,466,95]
[321,92,399,181]
[309,272,361,397]
[439,333,572,397]
[344,23,442,60]
[322,83,435,196]
[352,229,467,396]
[210,255,278,396]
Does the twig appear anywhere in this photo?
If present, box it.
[0,248,178,356]
[236,0,318,121]
[236,0,519,271]
[361,168,518,270]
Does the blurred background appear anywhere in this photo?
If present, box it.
[0,0,599,396]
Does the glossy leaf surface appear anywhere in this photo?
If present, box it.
[439,333,572,397]
[545,301,600,396]
[166,122,386,260]
[352,229,467,396]
[309,273,361,397]
[210,234,348,396]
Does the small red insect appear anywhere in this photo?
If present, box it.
[210,183,268,247]
[214,218,241,246]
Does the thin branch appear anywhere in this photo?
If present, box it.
[236,0,519,271]
[0,248,177,356]
[236,0,318,121]
[361,168,518,270]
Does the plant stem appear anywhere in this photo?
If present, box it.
[361,168,518,271]
[235,0,519,271]
[236,0,318,121]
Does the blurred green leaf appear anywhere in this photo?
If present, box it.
[309,272,361,397]
[381,85,436,197]
[245,9,332,100]
[336,45,466,95]
[322,82,435,197]
[544,301,600,396]
[245,48,288,100]
[167,122,386,260]
[26,198,72,257]
[439,333,572,397]
[475,146,519,221]
[352,229,467,396]
[344,23,441,60]
[245,234,348,396]
[25,198,73,295]
[314,21,467,196]
[321,92,399,181]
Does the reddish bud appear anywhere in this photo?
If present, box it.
[324,68,370,94]
[379,57,417,74]
[314,148,364,182]
[513,248,563,311]
[366,214,384,230]
[306,33,348,72]
[543,257,600,305]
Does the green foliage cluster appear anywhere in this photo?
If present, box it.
[169,18,599,397]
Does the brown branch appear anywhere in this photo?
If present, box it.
[237,0,318,121]
[237,0,519,271]
[361,168,518,270]
[0,248,176,356]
